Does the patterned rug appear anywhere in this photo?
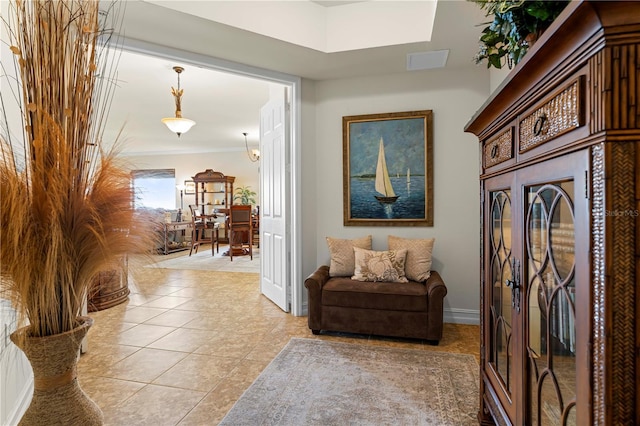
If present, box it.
[220,338,479,425]
[146,245,260,273]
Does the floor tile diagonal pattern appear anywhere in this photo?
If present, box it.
[78,252,480,425]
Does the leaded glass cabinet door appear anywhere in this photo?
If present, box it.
[483,173,519,422]
[482,150,590,426]
[519,151,590,426]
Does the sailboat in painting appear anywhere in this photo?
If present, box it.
[374,138,399,204]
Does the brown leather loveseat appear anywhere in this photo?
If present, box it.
[305,265,447,344]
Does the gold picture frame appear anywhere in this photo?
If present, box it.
[184,180,196,194]
[343,110,433,226]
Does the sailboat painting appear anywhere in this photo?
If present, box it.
[342,110,433,226]
[374,138,399,204]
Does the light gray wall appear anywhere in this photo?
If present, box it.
[309,68,488,323]
[490,65,512,94]
[300,78,318,310]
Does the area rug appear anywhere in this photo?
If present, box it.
[220,338,479,425]
[146,245,260,273]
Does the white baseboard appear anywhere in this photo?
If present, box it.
[444,308,480,325]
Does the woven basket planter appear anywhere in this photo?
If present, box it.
[10,316,103,426]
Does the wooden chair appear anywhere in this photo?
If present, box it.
[210,221,220,256]
[252,213,260,248]
[228,204,252,261]
[188,204,216,256]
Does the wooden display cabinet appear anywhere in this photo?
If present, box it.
[465,2,639,425]
[192,169,235,242]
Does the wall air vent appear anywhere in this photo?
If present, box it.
[406,50,449,71]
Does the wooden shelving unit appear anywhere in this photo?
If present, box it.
[192,169,235,242]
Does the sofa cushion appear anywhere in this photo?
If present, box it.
[388,235,435,282]
[322,277,428,312]
[326,235,372,277]
[352,247,408,283]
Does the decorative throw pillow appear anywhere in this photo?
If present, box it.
[352,247,408,283]
[388,235,435,282]
[326,235,372,277]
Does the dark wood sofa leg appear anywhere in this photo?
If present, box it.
[426,339,439,346]
[311,329,320,335]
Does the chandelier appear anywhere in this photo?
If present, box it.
[161,66,196,137]
[243,132,260,162]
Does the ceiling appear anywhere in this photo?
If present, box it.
[105,0,487,156]
[103,51,275,156]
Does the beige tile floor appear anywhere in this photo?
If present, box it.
[79,249,480,425]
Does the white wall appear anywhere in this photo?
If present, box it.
[125,151,261,209]
[0,301,33,425]
[310,68,488,323]
[490,65,512,95]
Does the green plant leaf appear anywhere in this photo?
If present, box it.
[488,55,503,69]
[469,0,569,69]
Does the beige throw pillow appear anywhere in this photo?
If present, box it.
[388,235,435,282]
[326,235,372,277]
[352,247,408,283]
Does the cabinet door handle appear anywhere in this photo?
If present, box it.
[505,259,521,312]
[533,114,547,136]
[490,144,499,159]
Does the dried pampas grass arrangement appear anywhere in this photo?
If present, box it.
[0,0,149,338]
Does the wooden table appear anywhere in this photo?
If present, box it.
[157,221,193,255]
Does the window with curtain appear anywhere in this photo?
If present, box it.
[131,169,176,209]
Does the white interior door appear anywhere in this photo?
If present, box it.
[259,89,289,311]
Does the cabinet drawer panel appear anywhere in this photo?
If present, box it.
[519,78,584,153]
[484,127,513,168]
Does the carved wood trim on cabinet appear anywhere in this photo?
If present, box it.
[590,143,606,426]
[608,142,637,426]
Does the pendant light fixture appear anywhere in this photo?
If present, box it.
[243,132,260,162]
[161,66,196,137]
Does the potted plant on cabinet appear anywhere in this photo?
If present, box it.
[0,1,150,424]
[234,186,257,206]
[470,0,569,69]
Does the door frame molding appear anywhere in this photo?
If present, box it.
[119,38,304,316]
